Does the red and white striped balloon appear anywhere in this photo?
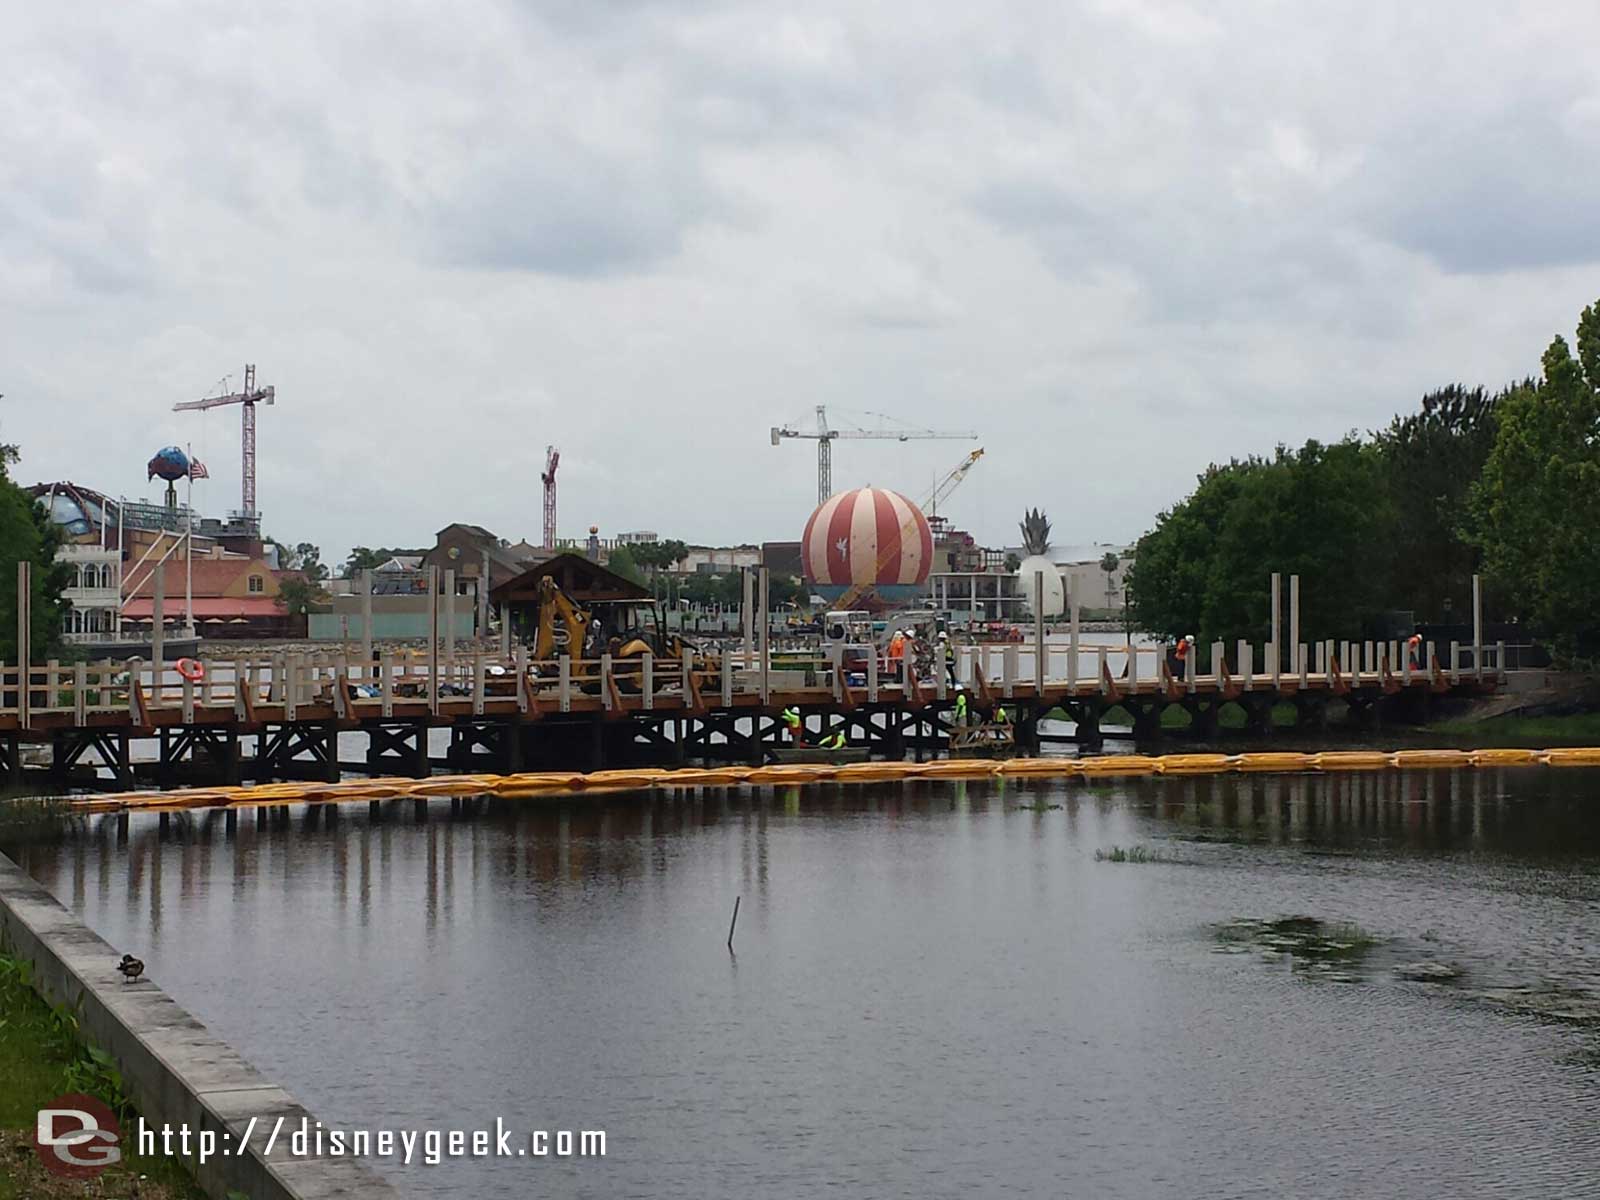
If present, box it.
[801,487,934,588]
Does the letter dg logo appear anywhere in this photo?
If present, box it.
[34,1093,122,1179]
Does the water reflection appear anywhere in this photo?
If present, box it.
[4,769,1600,1200]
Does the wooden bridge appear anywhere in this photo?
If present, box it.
[0,632,1505,791]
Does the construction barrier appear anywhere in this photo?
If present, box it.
[1468,748,1541,767]
[1155,754,1234,775]
[1310,751,1394,771]
[59,746,1600,814]
[1541,748,1600,768]
[1389,749,1474,770]
[1232,752,1314,773]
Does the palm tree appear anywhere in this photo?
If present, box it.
[1099,551,1120,608]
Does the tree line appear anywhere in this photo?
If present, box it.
[1128,298,1600,663]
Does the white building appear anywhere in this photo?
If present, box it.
[60,545,123,643]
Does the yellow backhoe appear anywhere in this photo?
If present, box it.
[531,575,714,693]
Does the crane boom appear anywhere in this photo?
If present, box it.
[834,447,984,611]
[171,364,275,520]
[771,404,976,505]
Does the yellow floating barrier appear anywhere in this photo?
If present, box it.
[491,772,586,793]
[409,774,503,797]
[1468,748,1542,767]
[995,758,1080,777]
[1155,754,1235,775]
[1541,747,1600,768]
[582,769,668,788]
[60,744,1600,814]
[745,764,840,784]
[916,758,1000,778]
[1077,755,1162,776]
[1232,752,1314,772]
[651,767,755,787]
[833,762,929,782]
[1311,751,1394,771]
[1390,749,1473,769]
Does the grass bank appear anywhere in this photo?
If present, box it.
[0,954,203,1199]
[1428,712,1600,741]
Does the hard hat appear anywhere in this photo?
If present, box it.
[1186,634,1196,644]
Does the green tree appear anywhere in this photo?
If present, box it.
[1471,302,1600,658]
[1128,439,1393,655]
[607,545,645,585]
[1373,384,1504,620]
[275,576,329,616]
[0,446,69,659]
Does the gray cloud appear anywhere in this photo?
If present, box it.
[5,1,1600,562]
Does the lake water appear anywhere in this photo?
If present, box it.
[6,769,1600,1199]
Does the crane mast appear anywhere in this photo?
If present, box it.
[171,363,275,522]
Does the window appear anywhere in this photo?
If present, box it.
[248,575,264,593]
[100,564,114,588]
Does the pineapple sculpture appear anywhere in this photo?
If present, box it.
[1015,508,1065,617]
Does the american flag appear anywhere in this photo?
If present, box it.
[189,458,209,480]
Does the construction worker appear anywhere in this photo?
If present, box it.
[887,628,906,681]
[938,631,957,687]
[781,706,804,745]
[819,728,846,751]
[954,687,969,728]
[1407,633,1423,670]
[994,703,1010,726]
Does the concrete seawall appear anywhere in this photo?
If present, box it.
[0,850,401,1199]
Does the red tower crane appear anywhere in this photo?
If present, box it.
[541,445,559,551]
[172,364,275,520]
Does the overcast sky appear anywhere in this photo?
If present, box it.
[6,1,1599,566]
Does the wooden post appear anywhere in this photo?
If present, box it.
[680,646,694,712]
[1236,639,1248,684]
[74,662,87,724]
[559,654,571,713]
[478,547,491,643]
[233,657,248,719]
[1127,642,1137,688]
[13,563,27,730]
[1270,572,1281,675]
[758,566,770,703]
[1289,574,1300,675]
[473,653,486,716]
[151,562,165,690]
[1449,640,1460,685]
[360,568,374,666]
[1472,573,1483,681]
[1270,640,1280,690]
[498,604,511,661]
[285,654,298,721]
[1034,571,1045,692]
[381,651,395,717]
[427,566,440,716]
[182,673,194,724]
[1211,640,1225,684]
[642,652,654,710]
[127,658,143,724]
[600,653,613,711]
[443,567,456,671]
[1002,644,1016,699]
[867,645,879,704]
[741,568,754,671]
[722,652,734,706]
[1096,645,1108,693]
[1068,577,1081,690]
[1298,644,1308,688]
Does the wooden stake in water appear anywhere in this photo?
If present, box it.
[727,895,741,953]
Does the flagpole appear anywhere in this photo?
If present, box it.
[185,444,195,638]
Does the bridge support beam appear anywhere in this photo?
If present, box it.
[366,721,431,779]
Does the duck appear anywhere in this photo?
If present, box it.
[117,954,144,984]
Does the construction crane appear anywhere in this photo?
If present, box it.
[926,447,983,518]
[835,447,985,611]
[172,364,275,519]
[771,405,976,506]
[541,446,560,551]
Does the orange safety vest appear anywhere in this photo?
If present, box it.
[1175,640,1189,661]
[888,635,905,661]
